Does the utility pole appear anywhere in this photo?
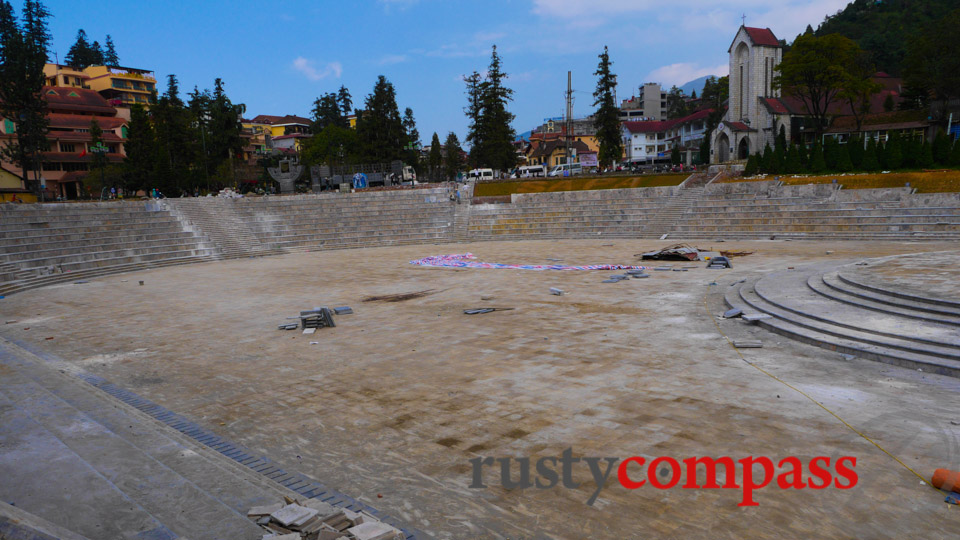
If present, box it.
[565,71,573,173]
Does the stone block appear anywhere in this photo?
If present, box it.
[346,521,403,540]
[271,503,319,527]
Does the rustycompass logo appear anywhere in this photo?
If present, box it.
[469,449,858,506]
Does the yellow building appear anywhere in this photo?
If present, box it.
[44,64,157,111]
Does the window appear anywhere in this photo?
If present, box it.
[3,119,14,134]
[60,143,76,152]
[62,162,88,172]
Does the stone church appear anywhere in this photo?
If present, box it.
[711,26,784,164]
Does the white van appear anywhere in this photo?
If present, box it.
[468,168,495,181]
[519,165,546,177]
[548,163,582,177]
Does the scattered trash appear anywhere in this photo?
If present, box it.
[74,280,89,284]
[303,328,316,335]
[640,244,699,261]
[719,251,753,258]
[301,308,336,329]
[464,307,515,315]
[671,268,688,272]
[247,498,404,539]
[707,256,732,269]
[659,234,669,240]
[363,290,437,302]
[947,493,959,505]
[632,274,651,279]
[654,266,672,271]
[480,296,495,301]
[951,421,960,426]
[138,281,144,286]
[4,320,15,324]
[411,253,645,271]
[826,251,834,255]
[625,269,646,275]
[278,323,299,331]
[723,308,743,319]
[333,306,353,315]
[549,288,564,296]
[546,258,563,262]
[734,340,763,348]
[742,313,772,323]
[309,341,319,345]
[44,337,54,340]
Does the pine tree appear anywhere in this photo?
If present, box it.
[402,107,420,169]
[919,140,935,168]
[885,131,903,169]
[463,71,483,168]
[475,46,516,172]
[336,85,352,118]
[771,142,785,174]
[123,103,154,192]
[847,135,864,169]
[443,131,463,181]
[876,137,887,170]
[823,137,839,170]
[760,143,773,173]
[428,132,442,181]
[64,28,90,68]
[207,78,245,184]
[744,153,759,176]
[809,141,827,172]
[311,93,343,133]
[949,138,960,167]
[104,34,119,67]
[902,135,921,168]
[356,75,406,163]
[836,142,853,171]
[593,46,622,169]
[89,40,104,65]
[785,144,802,173]
[861,136,880,170]
[932,130,951,166]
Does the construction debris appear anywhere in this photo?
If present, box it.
[742,313,772,323]
[247,499,404,540]
[640,244,699,261]
[301,308,336,329]
[719,251,754,258]
[278,323,299,331]
[464,307,514,315]
[734,340,763,348]
[549,287,564,296]
[333,306,353,315]
[723,308,743,319]
[706,256,732,269]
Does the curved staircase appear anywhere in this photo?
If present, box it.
[725,262,960,378]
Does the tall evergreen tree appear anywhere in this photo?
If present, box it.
[402,107,420,170]
[310,93,344,133]
[337,85,352,117]
[902,135,921,168]
[918,140,935,169]
[64,28,90,68]
[885,131,903,170]
[785,143,802,173]
[743,153,759,176]
[836,141,853,172]
[206,78,245,184]
[475,46,516,172]
[356,75,406,163]
[760,143,773,173]
[823,137,840,170]
[103,34,119,67]
[932,130,951,166]
[861,136,880,171]
[463,71,483,168]
[123,103,154,192]
[428,132,442,181]
[151,74,194,193]
[809,141,827,172]
[89,40,104,65]
[0,0,51,196]
[592,46,622,169]
[847,134,864,169]
[443,132,463,181]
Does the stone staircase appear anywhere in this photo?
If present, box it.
[0,338,423,539]
[164,198,274,259]
[724,262,960,378]
[641,186,705,238]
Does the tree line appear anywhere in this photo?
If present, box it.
[744,129,960,176]
[64,28,119,69]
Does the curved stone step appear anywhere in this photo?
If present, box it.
[741,278,960,361]
[751,270,960,350]
[807,273,960,327]
[822,271,960,317]
[837,270,960,309]
[723,279,960,378]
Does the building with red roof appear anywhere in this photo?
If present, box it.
[1,86,128,200]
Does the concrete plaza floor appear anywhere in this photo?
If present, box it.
[1,239,958,539]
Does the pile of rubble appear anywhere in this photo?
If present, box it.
[247,498,404,540]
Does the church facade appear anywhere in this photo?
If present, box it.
[711,26,785,164]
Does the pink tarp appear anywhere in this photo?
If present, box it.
[410,253,647,271]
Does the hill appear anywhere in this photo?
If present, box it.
[679,76,713,97]
[814,0,956,76]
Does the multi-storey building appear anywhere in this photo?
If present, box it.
[0,86,127,199]
[622,109,714,165]
[43,64,157,118]
[619,83,668,122]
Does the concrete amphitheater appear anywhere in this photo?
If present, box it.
[0,175,958,539]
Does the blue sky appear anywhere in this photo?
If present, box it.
[42,0,849,144]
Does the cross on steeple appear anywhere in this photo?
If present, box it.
[741,13,747,26]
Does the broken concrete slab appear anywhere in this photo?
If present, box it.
[270,503,319,527]
[303,328,316,335]
[346,521,404,540]
[742,313,772,323]
[333,306,353,315]
[734,340,763,348]
[549,288,564,296]
[277,323,298,331]
[247,503,284,517]
[723,308,743,319]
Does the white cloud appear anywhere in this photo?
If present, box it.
[378,54,409,65]
[645,62,729,87]
[531,0,850,40]
[292,57,342,81]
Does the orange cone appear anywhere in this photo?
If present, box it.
[932,469,960,494]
